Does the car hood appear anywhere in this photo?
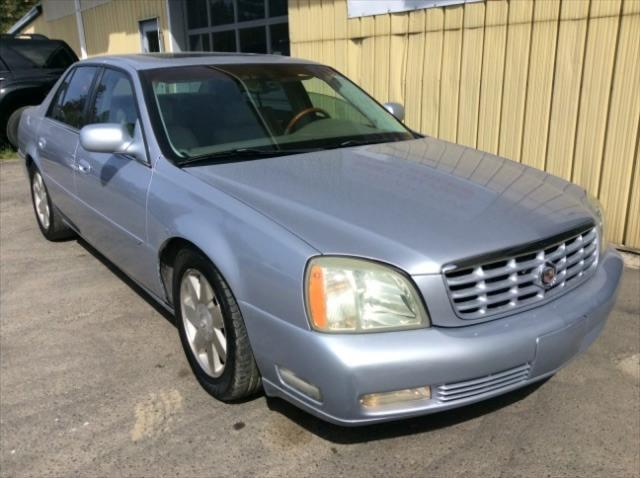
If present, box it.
[186,137,594,275]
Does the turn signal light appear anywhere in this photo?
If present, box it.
[360,386,431,409]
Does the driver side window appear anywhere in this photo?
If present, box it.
[88,68,139,136]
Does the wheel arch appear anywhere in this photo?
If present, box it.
[158,236,240,309]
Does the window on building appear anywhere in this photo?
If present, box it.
[212,30,236,52]
[187,0,209,29]
[189,33,211,52]
[185,0,288,55]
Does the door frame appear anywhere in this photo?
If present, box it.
[139,17,164,53]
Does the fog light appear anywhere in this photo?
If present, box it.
[278,366,322,402]
[360,386,431,409]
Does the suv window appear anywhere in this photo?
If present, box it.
[48,66,98,129]
[0,40,76,70]
[89,69,138,135]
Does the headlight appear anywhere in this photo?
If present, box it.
[304,257,429,332]
[587,193,607,255]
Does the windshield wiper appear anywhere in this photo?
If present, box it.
[178,147,317,167]
[338,138,395,148]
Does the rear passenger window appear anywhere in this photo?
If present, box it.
[89,69,139,136]
[48,66,98,128]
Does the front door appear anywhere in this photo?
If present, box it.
[74,67,155,286]
[38,66,98,219]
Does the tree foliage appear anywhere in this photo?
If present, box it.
[1,0,38,34]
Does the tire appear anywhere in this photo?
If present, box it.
[173,248,261,401]
[6,106,29,150]
[29,167,75,241]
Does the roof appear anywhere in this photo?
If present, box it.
[7,4,43,34]
[82,53,318,70]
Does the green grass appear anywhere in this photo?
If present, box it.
[0,147,18,160]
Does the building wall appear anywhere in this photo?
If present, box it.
[23,0,170,57]
[81,0,170,55]
[22,13,81,55]
[289,0,640,250]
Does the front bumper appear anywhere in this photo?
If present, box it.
[241,249,623,426]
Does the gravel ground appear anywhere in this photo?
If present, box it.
[1,159,639,477]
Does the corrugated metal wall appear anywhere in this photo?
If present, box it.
[23,14,81,55]
[289,0,640,249]
[24,0,169,56]
[81,0,169,55]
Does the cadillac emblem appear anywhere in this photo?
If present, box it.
[536,262,558,290]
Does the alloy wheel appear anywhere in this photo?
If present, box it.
[32,172,50,230]
[180,269,227,378]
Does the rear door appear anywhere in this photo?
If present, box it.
[37,65,99,219]
[73,66,155,286]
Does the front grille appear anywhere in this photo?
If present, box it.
[436,364,531,402]
[443,226,598,320]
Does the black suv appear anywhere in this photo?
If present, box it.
[0,34,78,147]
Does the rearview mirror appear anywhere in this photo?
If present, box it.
[384,102,405,122]
[80,122,146,163]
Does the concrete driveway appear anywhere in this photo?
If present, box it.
[1,159,639,477]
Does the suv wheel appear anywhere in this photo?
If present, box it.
[6,106,29,149]
[173,248,261,401]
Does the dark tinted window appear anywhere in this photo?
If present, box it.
[237,0,265,22]
[212,30,236,52]
[186,0,208,29]
[269,0,287,17]
[189,34,211,52]
[89,69,138,135]
[209,0,234,26]
[48,72,73,123]
[48,66,98,128]
[0,41,76,69]
[239,26,266,53]
[270,23,289,55]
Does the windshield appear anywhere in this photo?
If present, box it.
[0,41,77,70]
[141,64,414,163]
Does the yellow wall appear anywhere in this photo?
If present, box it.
[23,0,169,57]
[290,0,640,250]
[23,13,81,55]
[81,0,169,55]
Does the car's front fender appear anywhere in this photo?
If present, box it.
[147,156,320,331]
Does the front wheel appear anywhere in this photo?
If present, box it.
[173,248,261,401]
[30,168,75,241]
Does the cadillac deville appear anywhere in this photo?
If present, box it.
[17,53,623,425]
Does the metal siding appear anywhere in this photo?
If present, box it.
[81,0,169,55]
[22,13,81,56]
[456,1,484,148]
[520,0,560,171]
[288,0,640,249]
[498,0,533,162]
[598,0,640,245]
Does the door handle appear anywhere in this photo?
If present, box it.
[77,161,91,174]
[37,137,46,149]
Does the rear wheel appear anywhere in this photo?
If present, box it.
[173,248,261,401]
[29,168,75,241]
[6,106,29,149]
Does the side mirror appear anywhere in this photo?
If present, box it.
[384,102,405,122]
[79,122,146,163]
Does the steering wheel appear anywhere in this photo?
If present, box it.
[285,107,330,134]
